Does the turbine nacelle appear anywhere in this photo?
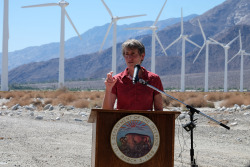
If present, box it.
[58,1,69,7]
[112,16,119,22]
[150,25,157,30]
[183,35,189,39]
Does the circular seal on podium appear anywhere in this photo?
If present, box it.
[110,114,160,164]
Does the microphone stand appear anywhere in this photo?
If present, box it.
[137,78,230,167]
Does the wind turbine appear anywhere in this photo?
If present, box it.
[100,0,146,75]
[228,30,250,92]
[1,0,9,91]
[126,0,168,73]
[164,8,201,92]
[22,0,81,88]
[193,20,217,92]
[209,35,239,92]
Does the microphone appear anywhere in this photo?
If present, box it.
[132,64,141,84]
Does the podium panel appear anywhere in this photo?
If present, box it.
[88,109,180,167]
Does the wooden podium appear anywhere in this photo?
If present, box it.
[88,109,180,167]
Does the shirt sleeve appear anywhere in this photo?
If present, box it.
[152,75,163,96]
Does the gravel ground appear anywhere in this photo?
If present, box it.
[0,104,250,167]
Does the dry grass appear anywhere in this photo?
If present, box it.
[1,89,105,110]
[220,92,250,107]
[1,90,250,110]
[163,92,250,108]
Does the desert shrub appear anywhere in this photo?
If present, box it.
[31,99,44,110]
[162,96,171,108]
[0,92,5,98]
[72,99,90,108]
[89,92,103,100]
[223,93,232,99]
[169,100,181,107]
[31,91,45,98]
[44,88,68,99]
[89,99,103,108]
[44,99,53,105]
[221,96,243,107]
[219,92,250,107]
[3,91,27,99]
[57,93,77,103]
[32,99,43,106]
[206,101,215,108]
[187,92,199,98]
[206,92,221,101]
[4,92,14,99]
[78,91,92,99]
[183,94,207,108]
[51,98,66,106]
[5,97,32,107]
[91,91,104,99]
[172,92,185,102]
[205,92,229,101]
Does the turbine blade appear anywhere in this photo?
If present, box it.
[165,36,181,50]
[65,9,81,39]
[22,3,58,8]
[239,30,242,50]
[126,27,151,30]
[118,14,146,20]
[154,0,168,26]
[209,37,224,47]
[244,52,250,56]
[227,35,239,46]
[228,51,240,63]
[101,0,113,17]
[186,38,201,48]
[198,19,206,41]
[99,21,113,52]
[181,8,183,35]
[155,34,168,56]
[193,43,205,63]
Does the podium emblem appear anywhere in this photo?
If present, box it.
[110,114,160,164]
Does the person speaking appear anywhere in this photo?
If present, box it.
[102,39,163,111]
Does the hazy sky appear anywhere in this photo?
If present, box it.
[0,0,226,52]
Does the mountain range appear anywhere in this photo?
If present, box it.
[4,0,250,88]
[0,14,196,72]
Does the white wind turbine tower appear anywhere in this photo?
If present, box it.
[209,35,239,92]
[100,0,146,75]
[228,30,250,92]
[22,0,82,88]
[164,8,201,92]
[193,20,217,92]
[1,0,9,91]
[126,0,168,73]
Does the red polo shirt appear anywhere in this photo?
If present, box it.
[111,67,163,111]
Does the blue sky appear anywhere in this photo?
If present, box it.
[0,0,226,52]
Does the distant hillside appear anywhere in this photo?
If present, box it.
[19,69,250,91]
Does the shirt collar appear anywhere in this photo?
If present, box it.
[121,66,149,80]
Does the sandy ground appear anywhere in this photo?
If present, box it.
[0,104,250,167]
